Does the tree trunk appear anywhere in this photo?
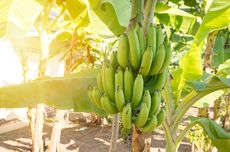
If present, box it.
[213,97,221,120]
[132,126,152,152]
[223,95,230,131]
[109,114,119,152]
[48,110,66,152]
[34,104,44,152]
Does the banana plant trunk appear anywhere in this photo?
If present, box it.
[109,114,119,152]
[132,126,152,152]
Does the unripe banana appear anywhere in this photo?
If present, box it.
[101,94,118,114]
[124,67,133,102]
[117,34,129,69]
[101,62,107,91]
[105,62,115,100]
[150,70,168,91]
[149,44,165,75]
[158,42,171,74]
[92,87,102,108]
[115,66,124,90]
[111,51,118,70]
[149,91,161,115]
[139,115,157,133]
[131,74,144,108]
[115,86,126,112]
[156,108,166,127]
[97,68,103,92]
[127,27,141,70]
[136,23,145,59]
[142,90,151,112]
[139,46,153,76]
[122,103,132,129]
[156,25,164,49]
[88,86,101,108]
[134,103,148,128]
[146,23,156,55]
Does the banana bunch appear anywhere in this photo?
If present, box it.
[88,23,170,133]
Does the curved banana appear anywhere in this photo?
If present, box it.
[139,116,157,133]
[134,103,148,128]
[142,90,151,113]
[156,25,164,49]
[127,27,141,70]
[149,91,161,115]
[158,42,171,74]
[115,66,124,90]
[105,62,115,100]
[111,51,118,69]
[92,87,102,108]
[115,86,126,112]
[97,68,103,92]
[122,103,132,129]
[131,74,144,108]
[101,62,107,91]
[88,86,101,108]
[124,67,133,102]
[117,34,129,69]
[149,44,165,75]
[139,46,153,76]
[150,70,168,92]
[101,94,118,114]
[156,108,166,127]
[136,23,145,59]
[146,23,156,56]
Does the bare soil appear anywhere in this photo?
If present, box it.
[0,110,192,152]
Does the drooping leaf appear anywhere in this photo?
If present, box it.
[189,117,230,152]
[174,0,230,99]
[0,0,42,38]
[0,68,106,115]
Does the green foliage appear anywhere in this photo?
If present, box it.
[190,117,230,152]
[0,69,105,115]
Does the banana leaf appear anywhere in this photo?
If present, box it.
[0,68,106,115]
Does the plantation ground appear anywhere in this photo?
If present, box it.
[0,108,195,152]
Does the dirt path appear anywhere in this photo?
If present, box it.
[0,111,192,152]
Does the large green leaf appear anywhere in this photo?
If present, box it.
[190,117,230,152]
[0,69,105,115]
[155,2,197,33]
[0,0,42,38]
[174,0,230,99]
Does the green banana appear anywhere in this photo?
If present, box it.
[149,91,161,115]
[139,116,157,133]
[117,34,129,69]
[156,108,166,127]
[101,62,107,91]
[124,67,133,102]
[150,70,168,91]
[142,90,151,113]
[149,44,165,75]
[156,25,164,49]
[105,62,115,100]
[97,68,103,92]
[127,27,141,70]
[111,51,118,70]
[131,74,144,108]
[92,87,102,108]
[146,23,156,55]
[136,23,145,59]
[115,86,126,112]
[158,42,171,74]
[101,94,118,114]
[115,66,124,90]
[139,46,153,76]
[88,86,101,108]
[122,103,132,129]
[134,103,148,128]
